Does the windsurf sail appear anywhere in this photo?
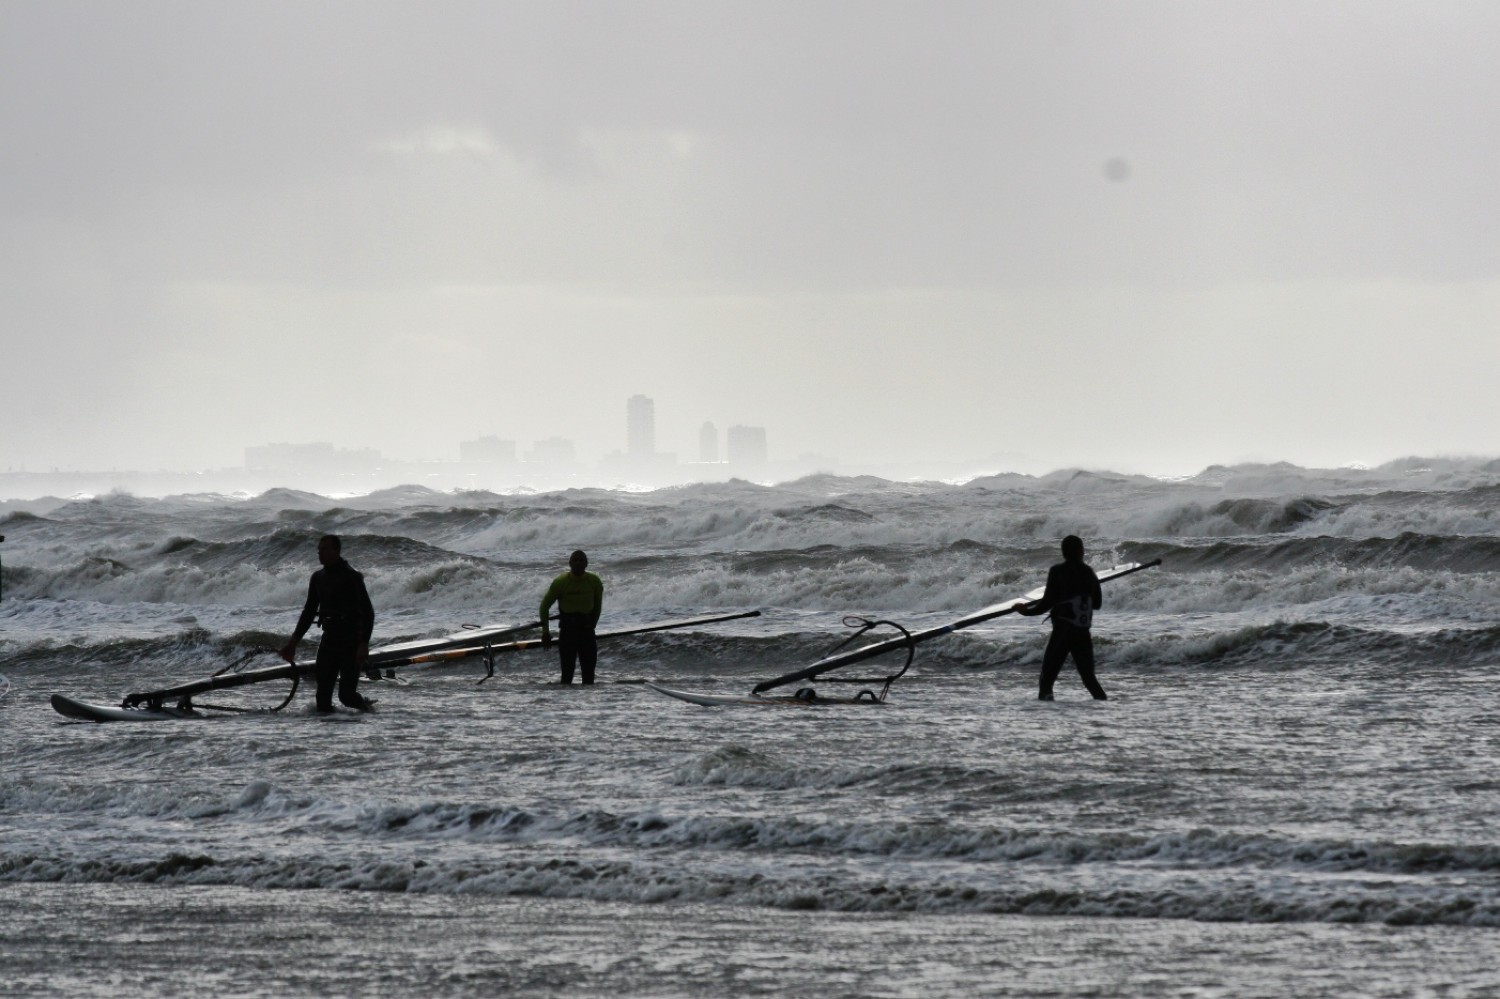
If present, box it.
[397,609,766,681]
[366,620,545,667]
[750,560,1162,698]
[63,608,764,719]
[109,619,558,710]
[364,619,552,682]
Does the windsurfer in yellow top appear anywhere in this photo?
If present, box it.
[540,549,604,684]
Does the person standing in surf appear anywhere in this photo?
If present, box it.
[278,534,377,713]
[1017,535,1107,701]
[540,549,604,685]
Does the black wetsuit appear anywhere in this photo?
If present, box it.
[294,558,375,711]
[1023,558,1106,700]
[557,613,598,685]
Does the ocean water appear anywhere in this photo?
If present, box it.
[4,458,1500,997]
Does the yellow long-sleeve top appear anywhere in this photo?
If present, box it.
[540,570,603,633]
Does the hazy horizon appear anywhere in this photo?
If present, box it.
[4,444,1498,505]
[4,1,1497,478]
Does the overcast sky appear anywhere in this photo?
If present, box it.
[3,0,1497,478]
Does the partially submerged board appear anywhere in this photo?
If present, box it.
[51,694,196,723]
[645,683,887,707]
[50,693,377,722]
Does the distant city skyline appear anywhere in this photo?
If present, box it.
[0,384,1038,497]
[10,367,1493,497]
[227,392,777,491]
[5,378,1492,497]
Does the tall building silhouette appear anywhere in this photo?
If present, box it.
[626,394,655,460]
[699,421,719,463]
[726,425,768,466]
[459,435,516,464]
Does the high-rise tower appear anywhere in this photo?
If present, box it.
[626,394,655,460]
[726,425,768,466]
[699,421,719,463]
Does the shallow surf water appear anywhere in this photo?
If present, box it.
[6,885,1499,998]
[4,459,1500,995]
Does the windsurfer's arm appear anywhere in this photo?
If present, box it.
[540,583,558,646]
[1018,566,1064,618]
[279,580,320,662]
[354,574,375,663]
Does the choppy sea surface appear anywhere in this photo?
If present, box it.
[4,457,1500,997]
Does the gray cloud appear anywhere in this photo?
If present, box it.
[2,1,1496,475]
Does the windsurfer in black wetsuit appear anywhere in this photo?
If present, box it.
[278,534,376,713]
[1017,535,1107,701]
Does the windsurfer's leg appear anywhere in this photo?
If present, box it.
[313,644,338,712]
[1038,629,1067,700]
[580,632,597,685]
[1072,631,1106,700]
[337,654,370,709]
